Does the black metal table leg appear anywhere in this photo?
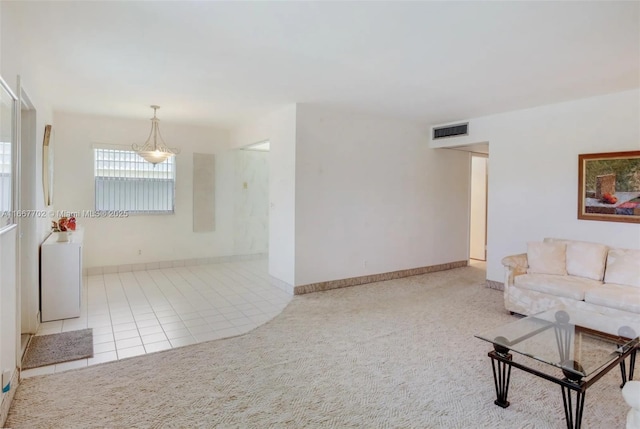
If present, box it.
[554,313,573,364]
[618,326,639,388]
[561,386,586,429]
[490,352,512,408]
[620,348,638,387]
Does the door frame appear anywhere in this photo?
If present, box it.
[17,77,39,348]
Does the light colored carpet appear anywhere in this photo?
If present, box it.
[21,329,93,370]
[6,266,628,428]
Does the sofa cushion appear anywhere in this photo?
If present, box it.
[584,283,640,314]
[527,242,567,276]
[514,274,601,300]
[604,248,640,288]
[544,238,608,281]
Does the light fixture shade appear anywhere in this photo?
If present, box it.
[136,150,175,165]
[132,105,180,165]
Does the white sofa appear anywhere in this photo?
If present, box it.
[501,238,640,335]
[624,381,640,429]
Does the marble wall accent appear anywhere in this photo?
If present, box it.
[193,153,216,232]
[486,280,504,291]
[234,150,269,254]
[293,260,468,295]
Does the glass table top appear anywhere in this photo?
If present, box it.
[475,307,640,379]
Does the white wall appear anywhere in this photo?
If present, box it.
[1,2,55,415]
[231,104,297,286]
[2,16,55,329]
[294,104,470,286]
[52,111,236,268]
[433,89,640,282]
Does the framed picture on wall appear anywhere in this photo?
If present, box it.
[578,150,640,224]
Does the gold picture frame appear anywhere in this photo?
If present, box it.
[577,150,640,224]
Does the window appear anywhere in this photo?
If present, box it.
[94,148,175,214]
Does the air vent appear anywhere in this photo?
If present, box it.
[433,123,469,140]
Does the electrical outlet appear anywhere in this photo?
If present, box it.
[138,250,142,255]
[363,260,368,267]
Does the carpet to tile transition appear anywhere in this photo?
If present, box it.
[6,266,629,428]
[21,328,93,370]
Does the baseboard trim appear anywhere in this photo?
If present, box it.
[486,280,504,291]
[85,252,268,275]
[0,369,19,427]
[294,260,468,295]
[268,276,294,295]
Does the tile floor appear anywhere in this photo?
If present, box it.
[22,258,292,378]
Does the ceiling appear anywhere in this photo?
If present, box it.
[3,1,639,128]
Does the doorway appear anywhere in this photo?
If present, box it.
[470,155,488,261]
[440,143,489,263]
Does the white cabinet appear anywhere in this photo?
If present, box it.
[40,229,83,322]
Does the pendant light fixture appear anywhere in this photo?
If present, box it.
[132,105,180,165]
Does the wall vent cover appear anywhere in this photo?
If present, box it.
[433,123,469,139]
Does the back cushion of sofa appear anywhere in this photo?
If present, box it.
[527,242,567,275]
[544,238,608,281]
[604,248,640,288]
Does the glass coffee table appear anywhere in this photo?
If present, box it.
[476,307,639,429]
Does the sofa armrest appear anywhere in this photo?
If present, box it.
[501,253,528,289]
[502,253,528,271]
